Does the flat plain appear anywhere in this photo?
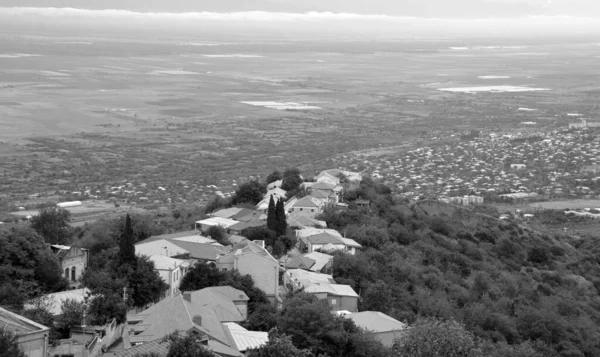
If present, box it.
[2,34,600,204]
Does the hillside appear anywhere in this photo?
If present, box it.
[321,186,600,356]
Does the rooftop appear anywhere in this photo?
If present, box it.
[348,311,408,333]
[0,306,49,335]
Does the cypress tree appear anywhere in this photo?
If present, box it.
[118,214,137,268]
[275,199,287,237]
[267,195,277,233]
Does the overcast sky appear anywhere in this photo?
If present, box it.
[2,0,600,17]
[2,0,600,39]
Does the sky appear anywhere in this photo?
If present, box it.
[2,0,600,17]
[1,0,600,39]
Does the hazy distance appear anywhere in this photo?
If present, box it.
[3,0,600,40]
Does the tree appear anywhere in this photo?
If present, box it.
[281,168,303,192]
[266,170,283,185]
[179,262,226,293]
[232,180,267,206]
[241,226,276,248]
[267,196,277,233]
[0,225,67,303]
[275,199,287,238]
[205,226,228,245]
[127,256,169,307]
[88,293,127,325]
[30,206,72,245]
[165,333,215,357]
[247,329,314,357]
[244,304,278,332]
[118,214,136,269]
[393,319,482,357]
[361,280,393,313]
[0,329,26,357]
[56,298,86,338]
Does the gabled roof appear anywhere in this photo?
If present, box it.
[188,287,248,323]
[304,233,344,245]
[230,240,277,262]
[223,323,268,352]
[230,209,263,222]
[296,228,342,238]
[285,255,316,270]
[211,208,243,219]
[293,196,322,208]
[349,311,408,333]
[287,214,327,229]
[0,306,49,335]
[111,339,169,357]
[303,252,333,272]
[169,240,230,261]
[309,189,330,199]
[227,220,266,232]
[310,182,337,190]
[196,217,238,229]
[303,283,358,297]
[127,295,235,350]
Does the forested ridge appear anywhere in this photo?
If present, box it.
[318,177,600,356]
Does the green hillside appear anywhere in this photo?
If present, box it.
[321,178,600,356]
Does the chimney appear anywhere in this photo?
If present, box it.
[183,291,192,302]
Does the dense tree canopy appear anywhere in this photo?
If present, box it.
[232,180,267,206]
[315,179,600,357]
[165,333,215,357]
[0,225,67,310]
[281,168,303,192]
[265,170,283,185]
[30,206,72,245]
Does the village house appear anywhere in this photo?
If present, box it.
[147,255,190,298]
[50,245,89,283]
[289,196,325,216]
[283,269,358,312]
[195,217,238,232]
[285,251,333,274]
[346,311,409,347]
[182,287,249,322]
[25,288,90,316]
[222,323,268,354]
[296,228,362,255]
[123,294,242,357]
[216,241,280,304]
[135,238,230,263]
[0,306,50,357]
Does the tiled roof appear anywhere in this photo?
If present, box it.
[230,209,262,222]
[188,287,248,322]
[127,295,235,349]
[222,323,268,352]
[112,339,169,357]
[227,220,266,232]
[304,233,344,245]
[310,182,336,190]
[0,307,49,335]
[309,190,330,199]
[211,208,243,219]
[293,196,322,208]
[340,237,362,248]
[349,311,408,333]
[296,228,342,238]
[303,252,333,272]
[285,255,316,270]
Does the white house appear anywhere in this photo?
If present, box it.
[147,255,190,297]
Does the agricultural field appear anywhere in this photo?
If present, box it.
[530,199,600,210]
[2,34,600,215]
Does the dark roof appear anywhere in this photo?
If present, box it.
[310,182,336,190]
[127,296,237,353]
[111,339,169,357]
[285,255,316,270]
[304,233,344,245]
[188,287,248,322]
[169,240,230,261]
[230,209,262,222]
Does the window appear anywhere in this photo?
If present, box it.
[331,298,337,305]
[71,266,76,281]
[64,268,69,279]
[300,208,303,211]
[311,209,314,212]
